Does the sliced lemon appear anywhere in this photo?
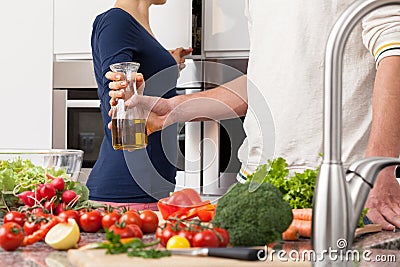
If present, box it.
[45,218,80,250]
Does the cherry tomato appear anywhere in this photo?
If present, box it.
[213,227,230,247]
[192,230,219,248]
[102,212,121,230]
[139,210,159,233]
[79,211,102,233]
[178,230,196,246]
[0,222,25,251]
[119,211,142,229]
[126,224,143,239]
[23,220,42,236]
[108,224,136,239]
[3,211,26,227]
[58,210,80,224]
[155,224,178,247]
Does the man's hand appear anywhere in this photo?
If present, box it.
[365,167,400,230]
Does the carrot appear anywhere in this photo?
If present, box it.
[282,225,299,241]
[291,219,312,238]
[292,208,312,221]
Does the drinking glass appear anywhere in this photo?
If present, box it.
[110,62,148,151]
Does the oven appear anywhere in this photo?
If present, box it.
[52,60,101,183]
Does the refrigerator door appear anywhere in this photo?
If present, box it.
[204,0,250,58]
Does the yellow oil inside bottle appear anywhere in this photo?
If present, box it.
[111,119,148,150]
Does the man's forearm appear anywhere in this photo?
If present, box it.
[366,56,400,158]
[170,75,248,123]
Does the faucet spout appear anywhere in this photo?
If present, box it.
[312,0,400,257]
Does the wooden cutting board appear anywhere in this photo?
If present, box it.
[67,249,312,267]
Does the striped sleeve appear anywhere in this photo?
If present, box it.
[362,6,400,67]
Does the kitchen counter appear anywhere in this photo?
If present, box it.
[0,230,398,267]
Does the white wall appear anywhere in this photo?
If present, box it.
[0,0,53,149]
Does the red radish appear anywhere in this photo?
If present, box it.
[55,203,66,215]
[17,191,36,207]
[50,177,65,191]
[44,201,56,213]
[39,184,57,200]
[62,190,78,205]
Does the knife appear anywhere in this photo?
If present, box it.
[169,247,264,261]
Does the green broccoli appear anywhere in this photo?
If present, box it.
[212,181,293,246]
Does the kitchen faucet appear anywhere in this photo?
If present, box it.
[312,0,400,259]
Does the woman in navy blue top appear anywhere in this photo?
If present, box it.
[89,0,192,206]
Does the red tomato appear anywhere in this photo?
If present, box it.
[102,212,121,230]
[213,227,230,247]
[119,211,142,229]
[155,224,178,247]
[126,224,143,239]
[139,210,159,233]
[108,224,136,239]
[3,211,26,227]
[23,220,42,236]
[58,210,80,224]
[178,230,196,246]
[0,222,25,251]
[79,211,102,233]
[192,230,219,248]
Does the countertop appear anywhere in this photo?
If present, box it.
[0,230,399,266]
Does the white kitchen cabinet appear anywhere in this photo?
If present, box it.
[54,0,192,60]
[54,0,115,60]
[204,0,250,58]
[0,0,53,149]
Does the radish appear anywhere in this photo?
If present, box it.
[50,177,65,191]
[39,184,57,200]
[55,203,66,215]
[62,190,78,205]
[17,191,36,207]
[44,201,56,213]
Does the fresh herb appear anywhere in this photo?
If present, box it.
[99,230,171,259]
[247,157,319,209]
[358,208,369,228]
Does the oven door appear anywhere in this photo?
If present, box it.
[53,89,103,183]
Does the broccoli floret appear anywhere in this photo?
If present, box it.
[212,181,292,246]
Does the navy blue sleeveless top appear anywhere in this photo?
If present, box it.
[89,8,178,203]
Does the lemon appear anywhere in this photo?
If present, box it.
[45,218,80,250]
[166,235,191,249]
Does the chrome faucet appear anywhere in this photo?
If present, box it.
[312,0,400,257]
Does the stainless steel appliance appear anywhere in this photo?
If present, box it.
[175,59,248,196]
[52,60,100,183]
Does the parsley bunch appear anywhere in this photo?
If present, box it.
[248,157,319,209]
[100,230,171,259]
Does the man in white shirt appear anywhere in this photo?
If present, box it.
[107,0,400,230]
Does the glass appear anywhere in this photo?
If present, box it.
[110,62,148,151]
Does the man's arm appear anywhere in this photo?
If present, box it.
[365,56,400,230]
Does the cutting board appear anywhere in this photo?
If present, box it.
[67,249,312,267]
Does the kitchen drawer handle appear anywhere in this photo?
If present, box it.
[67,100,100,108]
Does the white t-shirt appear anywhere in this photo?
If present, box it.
[238,0,400,180]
